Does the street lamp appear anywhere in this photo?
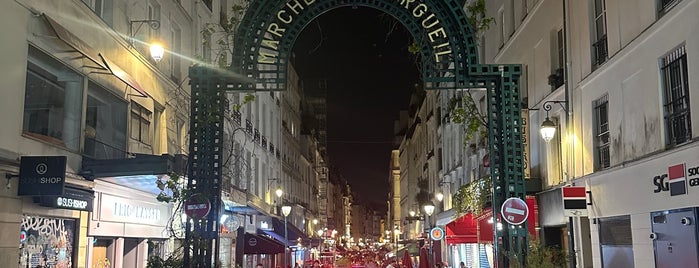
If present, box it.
[276,188,283,198]
[436,192,444,202]
[282,205,292,268]
[424,202,435,266]
[539,100,568,143]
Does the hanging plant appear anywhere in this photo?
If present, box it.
[453,175,492,215]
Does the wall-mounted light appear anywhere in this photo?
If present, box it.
[149,42,164,62]
[129,19,163,62]
[540,100,568,143]
[436,192,444,202]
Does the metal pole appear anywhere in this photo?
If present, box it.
[285,215,288,268]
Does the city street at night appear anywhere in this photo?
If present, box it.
[2,0,699,267]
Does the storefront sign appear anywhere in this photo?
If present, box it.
[562,186,588,217]
[99,194,168,226]
[18,156,66,196]
[39,187,94,212]
[652,163,699,196]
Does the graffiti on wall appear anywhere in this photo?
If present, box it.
[19,216,75,268]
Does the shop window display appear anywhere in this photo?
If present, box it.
[19,215,76,268]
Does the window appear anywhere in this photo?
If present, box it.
[598,216,633,267]
[498,9,505,47]
[170,24,182,82]
[147,3,161,41]
[549,29,565,90]
[658,0,681,15]
[130,102,152,145]
[84,82,128,159]
[592,0,608,68]
[203,0,213,11]
[594,94,610,169]
[661,45,691,146]
[23,46,83,150]
[82,0,104,17]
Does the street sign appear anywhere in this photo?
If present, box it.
[430,227,444,241]
[184,194,211,219]
[18,156,66,196]
[563,186,588,217]
[501,197,529,225]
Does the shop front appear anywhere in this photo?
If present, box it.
[583,144,699,268]
[10,155,95,268]
[443,196,538,268]
[87,178,172,268]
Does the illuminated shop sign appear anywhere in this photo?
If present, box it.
[39,187,94,212]
[99,194,169,226]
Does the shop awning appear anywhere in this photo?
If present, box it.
[445,212,478,245]
[98,53,151,98]
[43,15,105,69]
[447,196,540,245]
[243,232,284,254]
[264,217,309,245]
[43,14,149,98]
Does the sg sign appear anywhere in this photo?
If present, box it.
[652,163,699,195]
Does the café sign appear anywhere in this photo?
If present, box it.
[18,156,66,196]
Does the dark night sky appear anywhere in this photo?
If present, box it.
[292,7,419,207]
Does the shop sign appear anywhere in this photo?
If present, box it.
[562,186,588,217]
[652,163,699,196]
[100,194,168,226]
[39,187,94,212]
[18,156,66,196]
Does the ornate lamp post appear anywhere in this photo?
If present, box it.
[423,202,435,266]
[282,205,292,268]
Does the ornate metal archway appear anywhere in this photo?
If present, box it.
[186,0,525,267]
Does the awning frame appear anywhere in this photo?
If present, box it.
[42,14,149,98]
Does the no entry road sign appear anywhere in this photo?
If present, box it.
[501,197,529,225]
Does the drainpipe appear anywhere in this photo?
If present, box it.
[562,0,576,268]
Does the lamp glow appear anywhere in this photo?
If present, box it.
[281,205,292,217]
[540,117,557,143]
[423,203,435,216]
[409,210,416,217]
[149,43,164,62]
[436,192,444,202]
[313,218,318,225]
[275,188,283,198]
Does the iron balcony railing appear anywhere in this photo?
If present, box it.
[592,35,608,67]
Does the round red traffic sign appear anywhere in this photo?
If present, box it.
[184,194,211,219]
[501,197,529,225]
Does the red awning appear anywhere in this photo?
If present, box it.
[446,212,478,245]
[447,196,540,245]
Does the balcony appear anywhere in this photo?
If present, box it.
[592,35,608,68]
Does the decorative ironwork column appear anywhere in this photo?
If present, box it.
[185,66,226,267]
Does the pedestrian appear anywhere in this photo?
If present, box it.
[256,264,264,268]
[459,262,465,268]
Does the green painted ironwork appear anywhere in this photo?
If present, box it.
[188,0,526,267]
[185,66,226,267]
[230,0,480,91]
